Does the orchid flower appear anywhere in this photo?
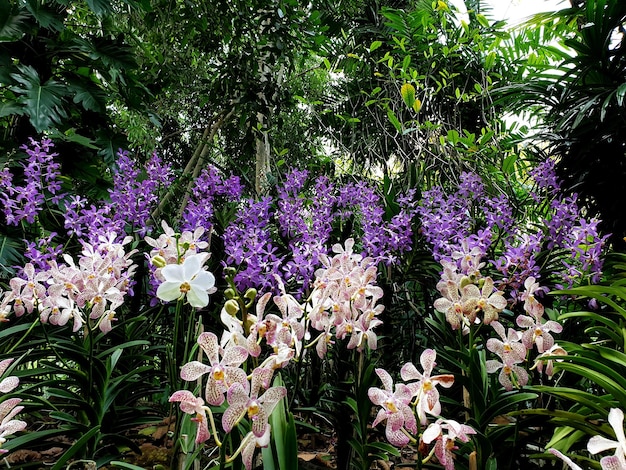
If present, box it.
[422,418,476,470]
[588,408,626,468]
[401,349,454,425]
[368,368,416,446]
[0,398,26,453]
[222,367,286,439]
[179,332,248,406]
[169,390,211,444]
[156,254,216,308]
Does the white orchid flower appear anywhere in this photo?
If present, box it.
[156,254,216,308]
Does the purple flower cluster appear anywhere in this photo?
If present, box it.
[223,170,417,297]
[0,139,64,225]
[108,151,174,237]
[559,217,609,287]
[419,167,609,297]
[337,181,417,265]
[181,166,243,236]
[223,197,285,294]
[417,183,476,264]
[63,195,117,244]
[529,158,560,199]
[493,232,544,298]
[63,151,174,243]
[23,232,63,275]
[277,171,339,294]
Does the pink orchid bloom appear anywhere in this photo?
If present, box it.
[485,357,529,391]
[401,349,454,425]
[461,277,507,325]
[0,359,18,394]
[534,343,567,379]
[9,263,48,316]
[433,280,472,330]
[368,368,416,447]
[422,418,476,470]
[0,398,26,453]
[516,312,563,353]
[240,427,272,470]
[169,390,210,444]
[486,321,526,364]
[222,368,286,439]
[180,332,248,406]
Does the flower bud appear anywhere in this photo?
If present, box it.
[151,255,167,268]
[224,299,240,316]
[459,276,472,289]
[244,288,257,303]
[224,288,237,299]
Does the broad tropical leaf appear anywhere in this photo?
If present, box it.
[0,0,29,42]
[10,65,67,132]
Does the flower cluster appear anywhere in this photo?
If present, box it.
[0,138,64,226]
[108,150,174,238]
[433,263,507,331]
[0,359,27,454]
[223,197,284,295]
[170,238,386,469]
[434,273,565,391]
[336,181,417,265]
[4,234,137,333]
[146,221,215,307]
[64,151,174,243]
[181,166,243,236]
[368,349,473,470]
[419,168,608,298]
[223,169,417,298]
[278,171,336,294]
[307,238,385,357]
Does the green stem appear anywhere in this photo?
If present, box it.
[7,317,40,354]
[288,317,310,409]
[182,308,197,378]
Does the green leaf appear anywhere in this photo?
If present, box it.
[0,101,25,118]
[400,83,416,110]
[86,0,112,15]
[24,0,63,30]
[70,82,105,113]
[10,65,67,132]
[1,428,69,452]
[51,426,101,470]
[367,441,400,457]
[476,14,490,28]
[387,109,402,132]
[0,0,29,42]
[369,40,382,52]
[110,462,148,470]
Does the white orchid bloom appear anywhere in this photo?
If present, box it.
[156,254,216,308]
[588,408,626,468]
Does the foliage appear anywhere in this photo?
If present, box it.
[498,0,626,246]
[0,0,151,162]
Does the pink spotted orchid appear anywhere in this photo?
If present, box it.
[179,332,248,406]
[222,367,286,439]
[368,368,416,447]
[401,349,454,426]
[169,390,211,444]
[422,418,476,470]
